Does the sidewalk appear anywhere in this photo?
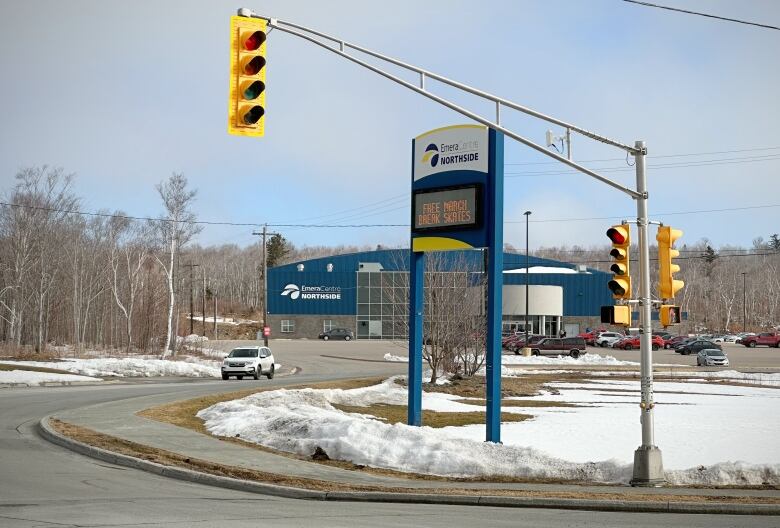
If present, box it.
[42,389,780,515]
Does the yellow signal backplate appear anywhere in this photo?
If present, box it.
[228,16,266,137]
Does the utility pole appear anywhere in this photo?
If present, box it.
[213,289,218,339]
[252,225,281,347]
[183,263,200,335]
[202,270,207,337]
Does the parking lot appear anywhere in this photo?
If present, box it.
[584,342,780,370]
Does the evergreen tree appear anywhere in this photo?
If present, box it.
[266,233,291,268]
[769,233,780,252]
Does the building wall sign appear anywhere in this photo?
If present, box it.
[281,283,342,301]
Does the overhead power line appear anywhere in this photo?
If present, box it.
[2,200,777,230]
[622,0,780,31]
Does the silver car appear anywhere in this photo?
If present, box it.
[221,346,275,380]
[696,348,729,367]
[596,331,624,348]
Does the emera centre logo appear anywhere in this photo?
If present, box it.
[421,143,439,167]
[281,283,342,301]
[281,284,300,300]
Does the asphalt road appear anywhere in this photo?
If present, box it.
[0,341,777,527]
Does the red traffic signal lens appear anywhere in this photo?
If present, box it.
[242,105,265,125]
[242,80,265,100]
[243,31,266,51]
[607,227,626,245]
[243,56,266,76]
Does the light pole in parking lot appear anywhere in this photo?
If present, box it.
[742,272,747,332]
[524,210,531,344]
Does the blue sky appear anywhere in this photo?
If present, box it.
[1,0,778,251]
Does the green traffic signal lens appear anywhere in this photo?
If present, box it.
[243,80,265,100]
[243,105,265,125]
[608,280,626,296]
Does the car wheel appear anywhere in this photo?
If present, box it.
[344,335,351,341]
[625,344,633,351]
[513,349,519,355]
[323,335,329,341]
[683,350,690,355]
[652,344,659,351]
[253,368,260,380]
[570,350,580,359]
[664,344,670,349]
[221,373,229,380]
[266,364,275,379]
[532,349,540,356]
[237,375,243,380]
[748,341,756,348]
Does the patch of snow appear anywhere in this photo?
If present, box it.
[0,369,101,385]
[503,353,638,366]
[4,357,221,378]
[197,376,780,486]
[383,353,408,363]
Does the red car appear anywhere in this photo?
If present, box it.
[663,335,689,349]
[740,332,780,348]
[613,335,664,351]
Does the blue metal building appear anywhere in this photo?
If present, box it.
[267,249,612,339]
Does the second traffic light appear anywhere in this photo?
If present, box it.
[656,225,684,300]
[228,15,267,137]
[606,224,631,300]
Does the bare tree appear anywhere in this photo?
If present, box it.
[153,174,202,357]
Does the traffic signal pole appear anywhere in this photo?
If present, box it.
[236,6,664,485]
[632,141,664,485]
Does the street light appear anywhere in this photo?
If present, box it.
[524,211,532,346]
[742,272,747,333]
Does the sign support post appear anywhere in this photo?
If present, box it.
[485,129,504,442]
[408,250,424,427]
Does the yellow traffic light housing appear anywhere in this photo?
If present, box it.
[660,305,681,327]
[228,16,266,137]
[656,225,684,300]
[601,305,631,326]
[606,224,631,300]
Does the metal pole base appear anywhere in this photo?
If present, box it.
[630,445,665,487]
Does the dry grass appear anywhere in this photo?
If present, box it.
[333,403,531,427]
[0,362,76,375]
[50,419,780,502]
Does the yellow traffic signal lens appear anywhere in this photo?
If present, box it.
[243,56,266,76]
[608,278,629,297]
[243,30,266,51]
[242,80,265,100]
[610,262,628,275]
[610,247,627,260]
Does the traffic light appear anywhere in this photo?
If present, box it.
[228,16,267,137]
[601,305,631,326]
[660,305,681,327]
[656,225,684,299]
[606,224,631,300]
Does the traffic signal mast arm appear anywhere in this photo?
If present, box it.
[235,8,642,199]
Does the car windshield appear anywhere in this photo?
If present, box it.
[705,350,724,356]
[228,349,258,358]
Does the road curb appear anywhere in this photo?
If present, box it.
[38,416,779,515]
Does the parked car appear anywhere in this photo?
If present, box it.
[612,334,665,351]
[578,329,605,346]
[697,348,730,367]
[221,346,275,380]
[510,334,545,354]
[318,328,354,340]
[595,331,624,348]
[663,335,690,349]
[652,331,672,341]
[735,333,756,345]
[675,339,721,355]
[530,337,587,358]
[740,332,780,348]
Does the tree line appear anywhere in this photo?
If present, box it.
[1,165,777,355]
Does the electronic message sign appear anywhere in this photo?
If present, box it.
[412,185,481,232]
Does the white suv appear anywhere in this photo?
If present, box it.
[596,332,624,348]
[221,346,275,380]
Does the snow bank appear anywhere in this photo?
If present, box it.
[384,352,636,367]
[197,376,780,486]
[0,369,102,385]
[5,357,221,378]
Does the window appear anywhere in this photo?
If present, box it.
[281,320,295,333]
[323,320,334,332]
